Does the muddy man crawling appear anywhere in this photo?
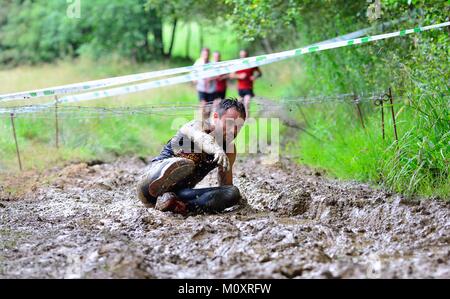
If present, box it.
[137,98,246,215]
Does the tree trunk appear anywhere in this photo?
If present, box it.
[149,9,164,56]
[167,18,178,58]
[199,24,204,50]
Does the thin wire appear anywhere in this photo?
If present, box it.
[1,90,447,119]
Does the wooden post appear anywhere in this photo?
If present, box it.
[354,94,365,129]
[10,113,23,171]
[388,87,398,143]
[380,98,385,140]
[55,96,59,149]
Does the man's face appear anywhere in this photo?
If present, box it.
[239,50,248,58]
[213,52,220,62]
[214,108,245,142]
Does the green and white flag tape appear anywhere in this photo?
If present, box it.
[0,59,245,102]
[2,21,449,114]
[55,22,450,105]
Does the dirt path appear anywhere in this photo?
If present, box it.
[1,155,449,278]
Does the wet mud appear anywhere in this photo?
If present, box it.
[1,156,449,278]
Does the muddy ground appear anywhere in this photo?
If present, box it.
[0,155,449,278]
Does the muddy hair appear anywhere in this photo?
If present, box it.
[217,98,246,120]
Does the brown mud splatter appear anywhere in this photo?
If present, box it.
[1,156,449,278]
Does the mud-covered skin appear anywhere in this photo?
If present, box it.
[178,120,230,171]
[0,156,449,278]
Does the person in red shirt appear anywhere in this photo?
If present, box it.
[213,51,228,100]
[231,49,262,116]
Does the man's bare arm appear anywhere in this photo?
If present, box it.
[179,120,230,170]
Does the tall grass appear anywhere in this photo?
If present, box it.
[284,18,449,199]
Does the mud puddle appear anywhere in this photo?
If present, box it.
[1,156,449,278]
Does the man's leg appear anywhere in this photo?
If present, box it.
[243,94,252,118]
[136,157,195,208]
[175,185,241,213]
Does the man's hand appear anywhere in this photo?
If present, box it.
[218,150,236,186]
[214,151,229,171]
[178,120,230,170]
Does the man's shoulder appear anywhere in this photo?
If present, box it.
[180,119,213,133]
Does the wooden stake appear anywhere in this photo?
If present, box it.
[380,98,385,140]
[354,94,365,129]
[10,113,23,171]
[388,87,398,143]
[55,96,59,149]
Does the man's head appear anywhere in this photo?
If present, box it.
[213,51,221,62]
[212,98,246,141]
[200,48,210,61]
[239,49,249,59]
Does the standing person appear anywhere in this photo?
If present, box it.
[231,49,262,117]
[213,51,228,100]
[194,48,216,120]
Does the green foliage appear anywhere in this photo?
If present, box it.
[0,1,77,64]
[78,0,155,61]
[146,0,225,21]
[0,0,165,65]
[284,1,449,198]
[223,0,368,43]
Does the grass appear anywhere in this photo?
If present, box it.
[294,97,449,199]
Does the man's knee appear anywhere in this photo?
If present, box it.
[136,158,195,206]
[223,185,241,204]
[206,185,241,212]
